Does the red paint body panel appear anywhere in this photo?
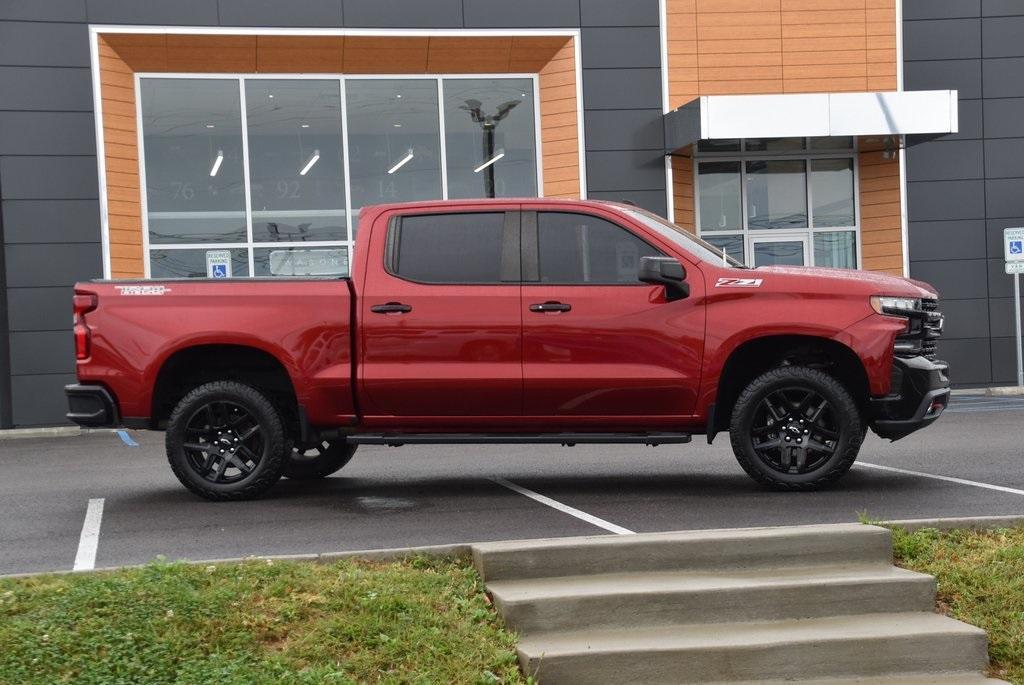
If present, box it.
[74,198,939,435]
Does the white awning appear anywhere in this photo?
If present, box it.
[664,90,958,153]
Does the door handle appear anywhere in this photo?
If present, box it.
[529,301,572,313]
[370,302,412,314]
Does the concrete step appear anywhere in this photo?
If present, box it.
[517,612,989,685]
[711,676,1007,685]
[473,523,892,581]
[489,564,936,634]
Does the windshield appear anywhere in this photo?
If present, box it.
[620,206,746,268]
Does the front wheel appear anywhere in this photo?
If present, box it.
[729,366,863,490]
[283,441,357,480]
[166,381,287,501]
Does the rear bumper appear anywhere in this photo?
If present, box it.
[65,384,118,427]
[868,356,950,441]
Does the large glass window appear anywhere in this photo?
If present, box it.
[537,212,661,284]
[140,79,247,245]
[245,80,346,244]
[137,75,540,279]
[346,79,442,216]
[443,78,537,199]
[694,137,858,269]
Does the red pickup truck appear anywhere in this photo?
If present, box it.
[66,199,949,500]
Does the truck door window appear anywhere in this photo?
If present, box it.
[390,212,508,284]
[536,212,661,284]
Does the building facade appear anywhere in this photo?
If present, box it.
[0,0,1012,427]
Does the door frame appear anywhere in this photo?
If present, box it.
[748,232,810,267]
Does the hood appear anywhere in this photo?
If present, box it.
[754,265,938,298]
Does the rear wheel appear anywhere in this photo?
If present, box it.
[283,441,357,480]
[730,366,863,490]
[166,381,286,501]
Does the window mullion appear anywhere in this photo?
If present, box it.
[437,78,449,200]
[339,77,354,246]
[238,77,255,277]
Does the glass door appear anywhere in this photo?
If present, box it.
[749,234,809,267]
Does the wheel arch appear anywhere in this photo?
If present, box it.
[151,344,300,439]
[710,334,869,441]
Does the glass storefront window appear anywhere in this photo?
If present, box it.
[137,75,540,279]
[443,78,537,199]
[811,158,855,228]
[694,138,858,269]
[697,161,742,231]
[140,79,247,245]
[346,79,442,214]
[245,80,347,243]
[745,160,807,230]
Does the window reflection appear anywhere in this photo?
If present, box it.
[141,79,247,244]
[745,160,808,230]
[443,78,537,199]
[245,80,346,242]
[811,158,855,228]
[697,161,742,231]
[346,79,442,216]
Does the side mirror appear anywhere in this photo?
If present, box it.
[638,256,690,301]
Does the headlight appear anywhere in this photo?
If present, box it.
[870,295,921,316]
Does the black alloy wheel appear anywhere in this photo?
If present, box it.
[182,400,264,484]
[166,381,286,500]
[730,366,863,490]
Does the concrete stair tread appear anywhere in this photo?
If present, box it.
[488,563,928,603]
[518,611,985,657]
[708,676,1007,685]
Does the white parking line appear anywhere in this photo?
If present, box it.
[492,477,635,535]
[858,462,1024,496]
[73,498,105,571]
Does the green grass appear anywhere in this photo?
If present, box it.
[0,555,528,685]
[892,526,1024,684]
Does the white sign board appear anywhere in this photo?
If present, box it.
[268,249,347,277]
[1007,261,1024,275]
[1006,227,1024,262]
[206,250,232,279]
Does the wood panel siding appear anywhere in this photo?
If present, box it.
[97,34,579,277]
[667,0,902,273]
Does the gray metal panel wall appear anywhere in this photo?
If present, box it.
[0,0,666,426]
[904,0,1024,386]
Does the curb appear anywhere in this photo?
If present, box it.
[985,386,1024,397]
[881,514,1024,532]
[0,426,83,440]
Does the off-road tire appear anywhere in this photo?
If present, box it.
[283,441,357,480]
[166,381,287,501]
[730,365,863,490]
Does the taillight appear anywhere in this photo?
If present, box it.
[73,292,98,361]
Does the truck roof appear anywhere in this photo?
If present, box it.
[361,197,634,213]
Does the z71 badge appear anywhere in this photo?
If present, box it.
[715,277,763,288]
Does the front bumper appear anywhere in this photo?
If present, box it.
[868,356,950,440]
[65,384,118,427]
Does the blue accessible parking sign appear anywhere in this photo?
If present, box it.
[1012,240,1023,256]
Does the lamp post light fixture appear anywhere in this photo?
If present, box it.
[459,98,519,198]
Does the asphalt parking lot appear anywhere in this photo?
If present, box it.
[1,393,1023,576]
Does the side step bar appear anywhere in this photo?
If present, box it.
[346,433,692,446]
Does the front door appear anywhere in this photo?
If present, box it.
[520,210,705,424]
[359,207,522,420]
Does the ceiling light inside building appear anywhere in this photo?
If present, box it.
[299,149,320,176]
[205,124,215,129]
[473,150,505,173]
[393,123,402,128]
[209,149,224,177]
[301,123,310,128]
[387,149,415,175]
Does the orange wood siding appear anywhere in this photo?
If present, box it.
[98,36,145,278]
[98,34,579,277]
[666,0,902,273]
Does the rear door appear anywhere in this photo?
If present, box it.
[521,209,704,422]
[359,206,522,420]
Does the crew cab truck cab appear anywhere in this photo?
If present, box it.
[66,199,950,500]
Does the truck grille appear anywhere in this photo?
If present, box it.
[894,298,942,360]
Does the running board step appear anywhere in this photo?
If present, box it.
[346,432,692,446]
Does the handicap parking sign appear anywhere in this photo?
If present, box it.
[206,250,232,279]
[1012,240,1023,255]
[1006,228,1024,262]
